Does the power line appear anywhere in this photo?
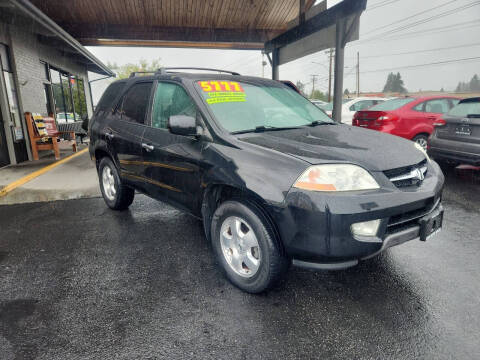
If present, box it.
[363,0,459,35]
[368,1,480,40]
[349,41,480,59]
[366,0,402,12]
[360,56,480,74]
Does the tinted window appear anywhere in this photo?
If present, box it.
[151,82,197,129]
[96,81,126,112]
[121,82,153,124]
[424,99,450,113]
[447,101,480,117]
[370,98,415,111]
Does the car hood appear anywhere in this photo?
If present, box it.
[237,124,425,171]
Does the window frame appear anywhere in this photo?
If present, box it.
[147,80,205,132]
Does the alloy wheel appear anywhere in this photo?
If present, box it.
[220,216,261,278]
[102,165,116,201]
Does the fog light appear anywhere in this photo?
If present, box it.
[351,219,381,237]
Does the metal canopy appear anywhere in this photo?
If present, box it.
[9,0,367,121]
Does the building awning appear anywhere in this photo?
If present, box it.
[1,0,114,76]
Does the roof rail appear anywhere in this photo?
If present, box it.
[129,71,156,78]
[156,67,240,76]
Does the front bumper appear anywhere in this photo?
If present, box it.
[270,161,444,268]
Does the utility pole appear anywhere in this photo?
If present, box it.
[356,51,360,97]
[326,48,334,102]
[310,74,318,97]
[261,52,267,78]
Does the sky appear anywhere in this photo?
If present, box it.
[87,0,480,102]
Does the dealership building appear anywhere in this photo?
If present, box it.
[0,0,113,167]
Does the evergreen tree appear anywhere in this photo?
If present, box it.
[382,72,407,93]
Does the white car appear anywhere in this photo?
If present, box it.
[340,97,386,125]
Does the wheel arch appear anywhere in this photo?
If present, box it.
[201,184,286,256]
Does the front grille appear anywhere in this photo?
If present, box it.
[386,197,438,234]
[384,159,428,188]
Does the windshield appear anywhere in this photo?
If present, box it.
[196,80,333,133]
[447,101,480,117]
[369,98,415,111]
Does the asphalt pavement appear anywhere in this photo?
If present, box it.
[0,167,479,359]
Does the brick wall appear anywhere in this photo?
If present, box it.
[5,22,93,117]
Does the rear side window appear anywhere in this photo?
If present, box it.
[424,99,450,113]
[120,82,153,124]
[447,101,480,117]
[151,82,196,129]
[370,98,415,111]
[96,81,126,112]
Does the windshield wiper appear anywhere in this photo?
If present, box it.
[232,125,300,134]
[308,120,336,127]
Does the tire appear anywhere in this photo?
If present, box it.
[211,200,289,293]
[413,134,429,150]
[98,157,134,210]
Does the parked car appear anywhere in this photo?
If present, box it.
[428,97,480,166]
[310,99,328,107]
[340,97,387,125]
[90,68,444,293]
[352,96,460,149]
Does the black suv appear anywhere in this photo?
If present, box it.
[89,68,444,293]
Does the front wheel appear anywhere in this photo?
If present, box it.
[211,200,289,293]
[98,157,134,210]
[413,134,429,150]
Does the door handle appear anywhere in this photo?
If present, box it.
[142,143,154,152]
[105,132,114,140]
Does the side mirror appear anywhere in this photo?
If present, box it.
[168,115,198,136]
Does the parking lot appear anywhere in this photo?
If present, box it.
[0,166,478,359]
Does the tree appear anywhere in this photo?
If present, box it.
[107,58,162,79]
[310,89,327,101]
[295,81,306,95]
[470,74,480,92]
[455,74,480,93]
[382,72,407,93]
[344,88,350,96]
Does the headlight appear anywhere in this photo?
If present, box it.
[293,164,380,192]
[414,142,431,162]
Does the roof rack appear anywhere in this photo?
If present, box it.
[156,67,240,76]
[129,71,156,78]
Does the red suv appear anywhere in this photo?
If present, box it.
[352,96,460,149]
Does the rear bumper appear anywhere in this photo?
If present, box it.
[428,138,480,165]
[269,161,444,269]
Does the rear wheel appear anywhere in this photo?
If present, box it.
[98,157,134,210]
[211,200,289,293]
[413,134,429,150]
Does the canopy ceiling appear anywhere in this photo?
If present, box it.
[28,0,316,49]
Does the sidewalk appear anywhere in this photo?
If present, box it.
[0,145,101,205]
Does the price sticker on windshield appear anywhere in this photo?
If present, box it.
[198,81,246,104]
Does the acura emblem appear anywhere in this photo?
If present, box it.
[413,168,425,181]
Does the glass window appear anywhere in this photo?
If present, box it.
[50,68,67,120]
[413,102,425,112]
[447,100,480,117]
[96,81,126,112]
[121,82,153,124]
[73,77,87,120]
[196,80,333,133]
[370,98,415,111]
[349,100,376,112]
[151,82,197,129]
[424,99,450,114]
